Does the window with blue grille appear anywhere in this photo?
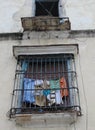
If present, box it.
[10,54,81,117]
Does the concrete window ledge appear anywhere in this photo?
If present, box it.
[15,112,77,127]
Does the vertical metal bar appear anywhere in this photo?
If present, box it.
[73,56,81,110]
[58,57,60,79]
[54,57,56,108]
[71,58,76,108]
[14,64,19,109]
[36,57,39,109]
[27,58,32,109]
[57,57,60,109]
[53,57,55,79]
[67,56,74,107]
[49,57,52,108]
[32,57,36,109]
[36,57,38,80]
[49,57,52,80]
[45,57,47,80]
[61,57,64,106]
[45,57,47,108]
[17,60,22,112]
[14,75,18,109]
[40,57,42,109]
[62,56,66,107]
[41,57,42,80]
[62,57,64,77]
[32,57,34,79]
[18,59,28,113]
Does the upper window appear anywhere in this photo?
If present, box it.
[35,0,59,16]
[10,53,81,117]
[21,0,71,31]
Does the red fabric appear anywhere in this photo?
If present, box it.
[60,77,68,97]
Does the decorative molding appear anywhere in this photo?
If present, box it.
[13,44,78,58]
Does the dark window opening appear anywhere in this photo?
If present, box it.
[35,1,59,16]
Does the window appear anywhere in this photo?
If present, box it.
[10,52,81,117]
[35,0,59,16]
[21,0,71,31]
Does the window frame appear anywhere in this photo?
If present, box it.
[10,46,81,117]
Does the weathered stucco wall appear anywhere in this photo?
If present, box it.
[66,0,95,30]
[0,35,95,130]
[0,0,35,33]
[0,0,95,32]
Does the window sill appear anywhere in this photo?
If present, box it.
[15,111,77,126]
[21,16,71,31]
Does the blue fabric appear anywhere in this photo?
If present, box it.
[43,89,50,96]
[23,78,35,103]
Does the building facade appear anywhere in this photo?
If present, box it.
[0,0,95,130]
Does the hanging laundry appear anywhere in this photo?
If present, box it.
[56,90,63,104]
[47,90,62,105]
[60,77,68,97]
[34,79,46,106]
[34,79,43,95]
[47,79,62,105]
[47,91,56,105]
[50,79,60,89]
[35,95,46,107]
[23,78,35,103]
[43,80,51,96]
[34,80,43,86]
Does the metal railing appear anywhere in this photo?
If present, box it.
[10,54,81,117]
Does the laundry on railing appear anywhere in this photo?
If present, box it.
[23,78,35,103]
[23,77,68,106]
